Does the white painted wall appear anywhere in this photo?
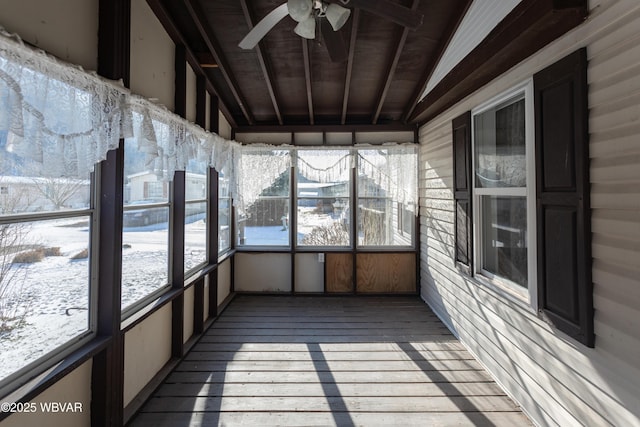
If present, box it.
[123,305,172,407]
[0,0,98,70]
[218,111,232,140]
[295,253,324,292]
[419,1,640,426]
[0,361,92,427]
[130,0,175,110]
[235,253,291,292]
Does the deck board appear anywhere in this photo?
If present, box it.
[129,295,531,427]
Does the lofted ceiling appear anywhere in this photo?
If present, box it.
[145,0,588,132]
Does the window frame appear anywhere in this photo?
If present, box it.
[0,174,98,398]
[120,138,173,317]
[470,81,538,306]
[294,149,353,251]
[355,150,417,250]
[184,169,209,277]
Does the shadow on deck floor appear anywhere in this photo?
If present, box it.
[128,295,531,427]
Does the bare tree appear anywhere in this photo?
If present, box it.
[0,223,31,333]
[31,177,87,210]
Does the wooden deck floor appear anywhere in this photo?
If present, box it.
[129,295,531,426]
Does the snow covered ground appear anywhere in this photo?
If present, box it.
[0,217,207,382]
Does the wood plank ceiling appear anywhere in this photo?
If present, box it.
[151,0,471,129]
[148,0,588,131]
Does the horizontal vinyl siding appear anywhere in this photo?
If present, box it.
[418,1,640,426]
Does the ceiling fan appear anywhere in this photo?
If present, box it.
[239,0,424,62]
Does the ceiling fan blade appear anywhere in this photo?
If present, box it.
[239,3,289,50]
[320,19,348,63]
[339,0,423,29]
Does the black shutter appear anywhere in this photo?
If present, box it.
[452,111,473,274]
[534,48,593,347]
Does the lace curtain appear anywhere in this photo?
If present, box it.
[296,149,352,183]
[0,27,242,182]
[0,28,418,215]
[357,144,418,213]
[0,28,130,178]
[234,146,291,214]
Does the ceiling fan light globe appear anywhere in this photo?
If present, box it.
[288,0,313,23]
[325,4,351,31]
[294,17,316,39]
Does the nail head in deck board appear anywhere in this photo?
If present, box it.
[129,296,530,426]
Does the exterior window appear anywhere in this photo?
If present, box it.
[357,148,417,247]
[122,137,170,310]
[472,85,535,295]
[218,168,231,254]
[0,133,94,389]
[296,150,351,247]
[236,150,290,247]
[184,160,208,274]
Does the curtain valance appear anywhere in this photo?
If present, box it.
[0,27,241,181]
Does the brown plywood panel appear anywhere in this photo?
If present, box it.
[325,253,353,293]
[357,253,416,293]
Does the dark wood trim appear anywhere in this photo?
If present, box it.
[402,0,473,123]
[208,168,220,318]
[208,270,219,319]
[372,0,418,124]
[93,2,130,423]
[171,170,186,358]
[210,95,220,133]
[98,0,130,87]
[181,0,255,125]
[144,0,237,128]
[235,123,417,134]
[302,39,315,125]
[196,74,207,128]
[340,9,361,123]
[193,278,205,335]
[239,0,283,125]
[409,0,588,125]
[290,165,297,293]
[174,44,187,117]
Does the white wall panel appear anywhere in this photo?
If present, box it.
[235,253,291,292]
[0,0,98,70]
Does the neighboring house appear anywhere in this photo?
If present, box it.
[0,176,90,214]
[125,171,206,203]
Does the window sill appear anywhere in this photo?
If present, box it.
[469,272,537,316]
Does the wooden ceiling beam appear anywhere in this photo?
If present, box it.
[401,0,473,123]
[195,51,218,68]
[144,0,237,128]
[235,123,417,134]
[302,39,314,125]
[181,0,255,125]
[372,0,419,124]
[239,0,283,125]
[341,8,360,125]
